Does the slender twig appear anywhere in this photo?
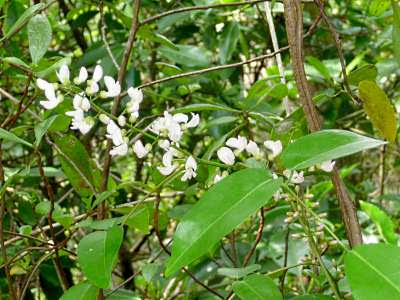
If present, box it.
[243,208,265,266]
[379,145,386,198]
[313,0,360,104]
[262,2,292,115]
[279,226,290,294]
[100,0,120,69]
[99,0,142,220]
[140,0,269,25]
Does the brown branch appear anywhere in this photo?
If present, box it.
[243,209,265,266]
[36,151,69,291]
[99,0,142,219]
[282,0,362,247]
[140,0,269,25]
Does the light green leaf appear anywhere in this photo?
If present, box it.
[281,130,386,170]
[2,57,30,69]
[205,116,238,128]
[60,282,98,300]
[219,21,240,64]
[173,103,239,114]
[348,64,377,85]
[2,3,45,42]
[0,128,32,148]
[292,296,334,300]
[165,169,282,276]
[159,45,210,67]
[392,1,400,67]
[232,274,282,300]
[28,14,52,64]
[306,56,331,81]
[34,115,59,147]
[360,201,398,245]
[105,289,140,300]
[369,0,391,16]
[359,80,397,142]
[344,244,400,300]
[77,226,124,288]
[217,264,261,279]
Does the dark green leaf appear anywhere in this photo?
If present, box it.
[232,274,282,300]
[348,64,377,85]
[28,14,52,64]
[217,264,261,279]
[60,282,98,300]
[77,226,124,288]
[0,128,32,147]
[165,169,282,276]
[34,115,59,147]
[219,21,240,64]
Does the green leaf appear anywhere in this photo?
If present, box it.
[2,3,45,42]
[77,226,124,288]
[347,64,377,85]
[360,201,398,245]
[173,103,239,114]
[159,45,210,67]
[306,56,331,81]
[2,57,31,69]
[219,21,240,64]
[105,289,140,300]
[165,169,282,276]
[292,296,334,300]
[344,244,400,300]
[60,282,99,300]
[27,14,52,64]
[34,115,59,147]
[281,130,386,170]
[358,80,397,142]
[232,274,282,300]
[368,0,391,16]
[0,128,32,147]
[54,135,96,197]
[217,264,261,279]
[392,1,400,67]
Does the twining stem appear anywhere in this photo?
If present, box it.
[282,0,362,247]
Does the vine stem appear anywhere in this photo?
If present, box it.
[282,0,362,247]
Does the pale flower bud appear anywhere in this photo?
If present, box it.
[217,147,235,165]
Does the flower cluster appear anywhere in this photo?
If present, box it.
[36,64,145,157]
[216,136,282,166]
[149,111,200,181]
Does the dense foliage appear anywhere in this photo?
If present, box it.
[0,0,399,299]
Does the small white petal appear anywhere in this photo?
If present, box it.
[158,139,170,151]
[99,114,110,125]
[37,78,51,90]
[173,113,188,123]
[117,115,126,127]
[264,140,282,159]
[133,140,148,159]
[217,147,235,165]
[226,136,247,152]
[158,164,177,176]
[319,160,335,172]
[74,67,88,85]
[185,156,197,171]
[93,65,103,82]
[104,76,121,97]
[127,87,143,103]
[186,113,200,128]
[246,141,260,156]
[110,143,128,156]
[56,65,70,84]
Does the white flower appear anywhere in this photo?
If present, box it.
[106,120,124,147]
[117,115,126,127]
[110,143,128,157]
[226,136,247,153]
[246,141,260,157]
[93,65,103,82]
[158,164,177,176]
[66,109,93,134]
[185,113,200,128]
[181,156,197,181]
[158,139,170,151]
[214,171,228,184]
[56,65,70,84]
[133,140,148,158]
[168,122,183,142]
[318,160,336,172]
[173,113,188,123]
[217,147,235,165]
[74,67,88,85]
[73,94,90,112]
[37,79,61,110]
[162,148,178,166]
[283,169,304,184]
[264,140,282,159]
[102,76,121,98]
[99,114,110,125]
[127,87,143,103]
[86,81,99,95]
[129,111,139,123]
